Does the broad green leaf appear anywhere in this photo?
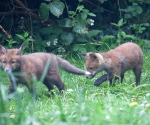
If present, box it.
[125,35,136,39]
[82,9,89,13]
[77,5,84,11]
[78,0,83,2]
[73,44,79,51]
[118,18,123,27]
[58,18,72,27]
[60,32,74,45]
[127,6,135,12]
[79,47,86,53]
[142,23,150,26]
[88,13,96,17]
[121,31,126,38]
[124,13,132,19]
[85,43,95,52]
[23,32,29,38]
[111,23,119,27]
[16,34,25,41]
[73,44,86,52]
[49,2,65,18]
[81,12,87,19]
[39,27,53,34]
[87,30,101,37]
[39,3,49,21]
[68,11,75,15]
[101,35,116,43]
[73,23,87,34]
[39,26,62,34]
[135,6,143,14]
[35,33,43,42]
[76,37,88,43]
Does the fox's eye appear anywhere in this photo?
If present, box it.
[89,67,93,70]
[11,61,15,64]
[2,61,6,64]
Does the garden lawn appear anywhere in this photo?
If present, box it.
[0,49,150,125]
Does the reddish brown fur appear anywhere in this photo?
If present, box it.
[83,42,143,86]
[0,45,89,94]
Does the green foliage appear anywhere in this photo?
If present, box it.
[120,4,143,19]
[1,0,150,54]
[35,0,99,54]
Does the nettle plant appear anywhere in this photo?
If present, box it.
[36,0,101,54]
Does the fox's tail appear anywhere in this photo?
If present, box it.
[56,56,90,75]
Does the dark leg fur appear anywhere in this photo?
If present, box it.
[43,79,54,91]
[121,73,124,83]
[133,64,142,86]
[46,75,65,93]
[94,73,114,86]
[94,74,108,86]
[9,83,16,94]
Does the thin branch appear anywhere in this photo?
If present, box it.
[0,25,11,38]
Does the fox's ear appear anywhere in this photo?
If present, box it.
[89,53,98,61]
[17,43,24,55]
[80,53,86,58]
[0,45,6,55]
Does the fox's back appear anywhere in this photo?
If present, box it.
[21,53,57,76]
[102,42,143,71]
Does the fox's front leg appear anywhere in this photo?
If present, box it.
[9,82,17,94]
[94,73,114,86]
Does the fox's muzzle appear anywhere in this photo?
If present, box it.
[4,68,12,73]
[86,72,97,79]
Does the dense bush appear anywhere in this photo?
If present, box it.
[0,0,150,54]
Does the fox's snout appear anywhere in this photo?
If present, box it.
[86,73,95,79]
[4,67,12,72]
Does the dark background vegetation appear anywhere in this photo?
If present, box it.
[0,0,150,54]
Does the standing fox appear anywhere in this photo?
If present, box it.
[82,42,143,86]
[0,44,90,94]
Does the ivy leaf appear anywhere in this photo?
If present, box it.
[49,2,65,18]
[60,32,74,45]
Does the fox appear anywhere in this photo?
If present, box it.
[0,44,91,95]
[81,42,143,86]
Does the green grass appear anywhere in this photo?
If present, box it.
[0,50,150,125]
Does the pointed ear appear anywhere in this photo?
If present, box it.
[0,45,6,55]
[79,53,86,58]
[89,53,98,61]
[17,43,24,55]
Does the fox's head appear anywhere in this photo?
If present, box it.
[81,53,108,78]
[0,45,23,72]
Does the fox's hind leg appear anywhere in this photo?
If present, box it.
[120,73,124,83]
[133,64,142,86]
[43,79,54,91]
[46,73,65,93]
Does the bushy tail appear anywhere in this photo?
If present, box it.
[56,56,90,75]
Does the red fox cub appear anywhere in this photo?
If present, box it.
[82,42,143,86]
[0,44,90,94]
